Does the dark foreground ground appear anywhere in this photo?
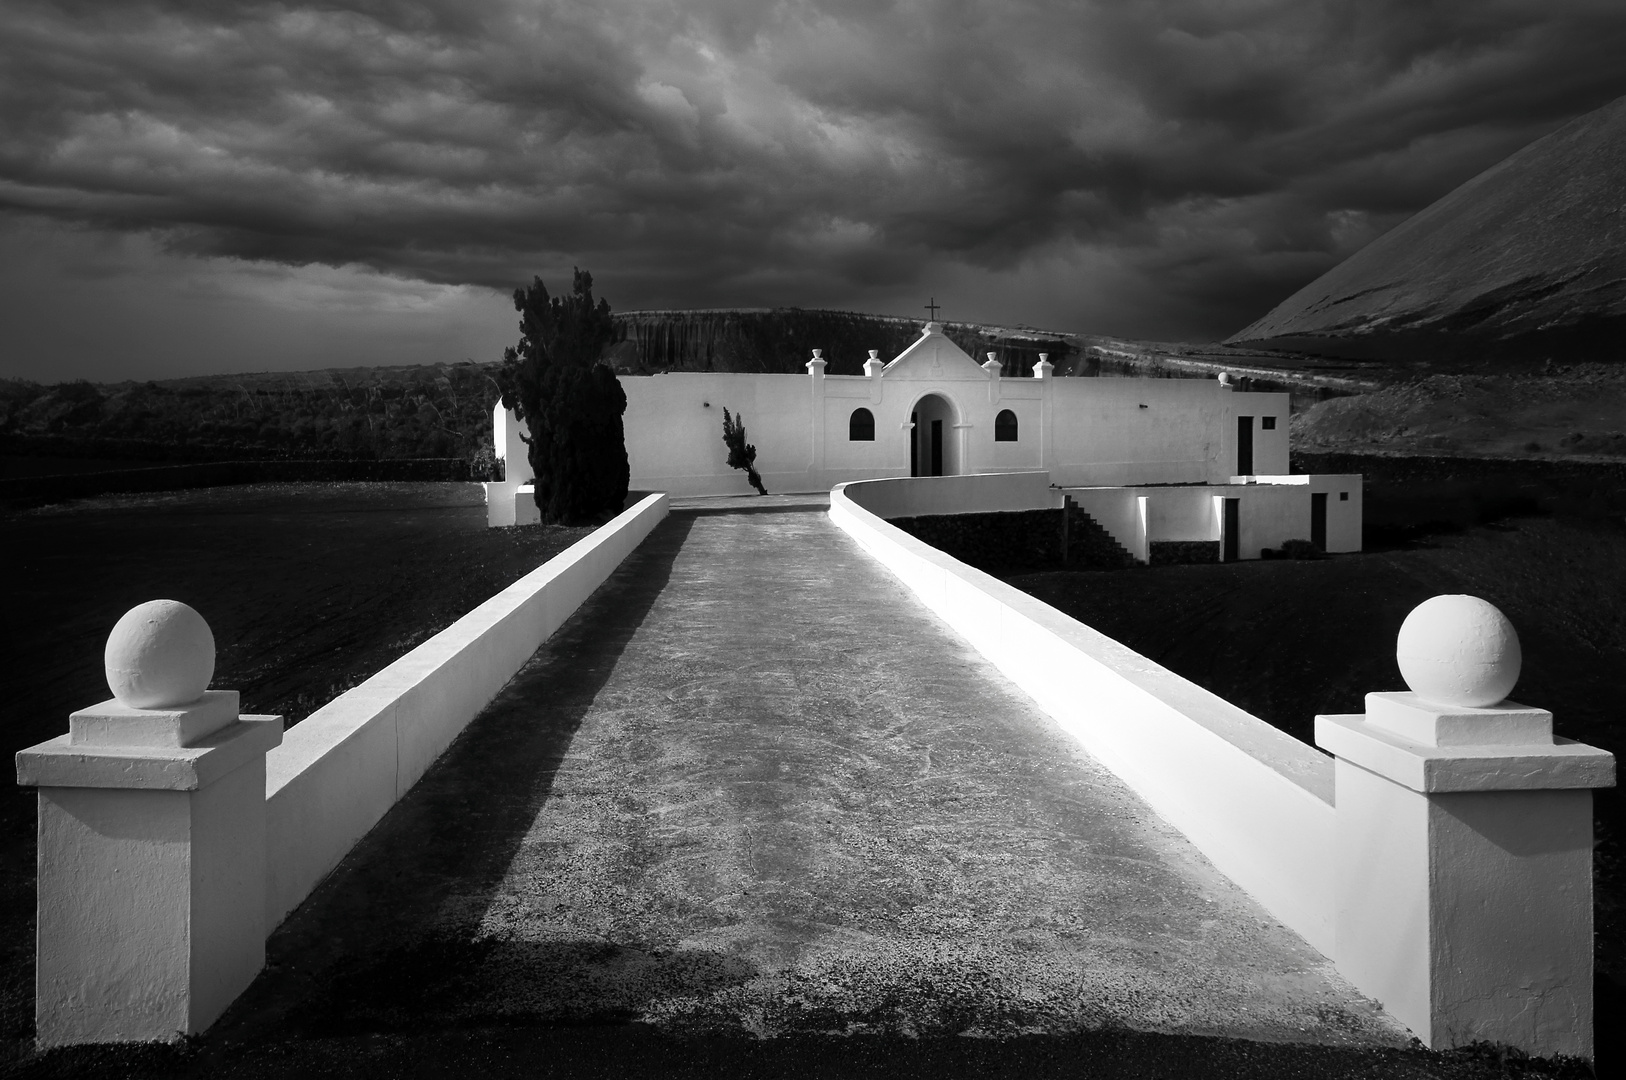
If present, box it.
[0,476,1618,1078]
[0,483,591,1057]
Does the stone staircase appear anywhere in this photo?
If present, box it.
[1061,495,1138,568]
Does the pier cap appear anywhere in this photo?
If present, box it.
[1396,595,1521,708]
[104,600,216,709]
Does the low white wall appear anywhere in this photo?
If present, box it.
[850,470,1060,519]
[1145,489,1219,542]
[623,373,821,495]
[832,478,1337,955]
[263,493,669,928]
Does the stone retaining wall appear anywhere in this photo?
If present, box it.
[1149,540,1220,565]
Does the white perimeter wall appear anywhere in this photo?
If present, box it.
[263,493,669,928]
[1145,490,1215,541]
[832,476,1337,955]
[623,373,816,496]
[1048,379,1210,486]
[615,369,1293,497]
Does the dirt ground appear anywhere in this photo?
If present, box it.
[0,482,591,1050]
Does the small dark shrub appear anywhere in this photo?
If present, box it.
[1277,538,1326,560]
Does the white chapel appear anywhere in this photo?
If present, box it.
[487,321,1361,560]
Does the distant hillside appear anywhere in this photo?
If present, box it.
[1292,365,1626,460]
[0,362,502,470]
[1229,94,1626,369]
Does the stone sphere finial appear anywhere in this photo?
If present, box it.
[104,600,216,709]
[1217,372,1233,386]
[1396,595,1521,708]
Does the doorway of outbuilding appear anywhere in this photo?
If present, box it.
[910,394,958,477]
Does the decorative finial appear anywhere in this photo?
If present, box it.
[104,600,216,709]
[1396,595,1521,708]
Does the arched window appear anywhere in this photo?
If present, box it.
[994,409,1018,442]
[849,407,875,441]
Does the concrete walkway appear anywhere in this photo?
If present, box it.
[216,504,1406,1047]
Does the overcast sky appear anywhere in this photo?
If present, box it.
[3,1,1625,383]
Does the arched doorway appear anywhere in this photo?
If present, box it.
[910,393,960,476]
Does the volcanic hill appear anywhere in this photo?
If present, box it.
[1229,94,1626,369]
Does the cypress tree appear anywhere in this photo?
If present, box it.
[497,269,629,524]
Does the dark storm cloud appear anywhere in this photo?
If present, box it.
[3,0,1626,339]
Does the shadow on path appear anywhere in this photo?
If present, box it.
[207,513,763,1042]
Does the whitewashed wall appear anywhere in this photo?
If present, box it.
[621,373,815,495]
[617,367,1292,496]
[1145,490,1217,542]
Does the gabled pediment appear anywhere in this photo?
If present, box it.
[882,324,989,381]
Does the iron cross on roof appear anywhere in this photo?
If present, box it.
[924,297,941,320]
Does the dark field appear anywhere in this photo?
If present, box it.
[0,483,592,1051]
